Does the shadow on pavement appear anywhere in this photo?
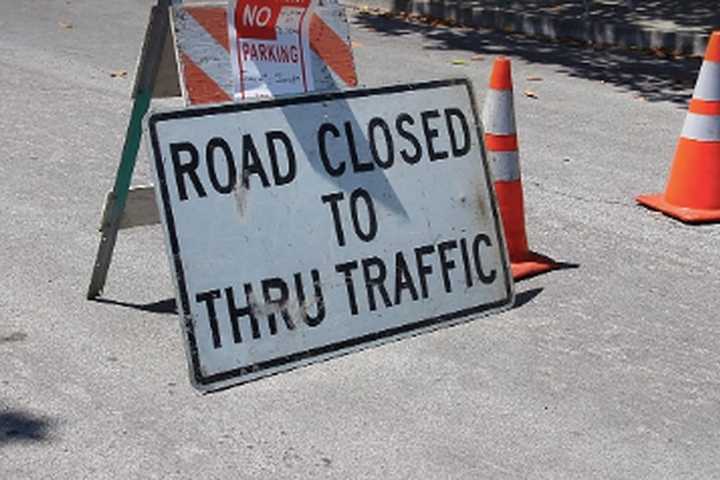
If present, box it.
[512,262,579,306]
[552,261,580,272]
[0,411,52,446]
[392,0,720,30]
[431,1,720,30]
[513,286,543,308]
[92,297,177,315]
[353,12,700,106]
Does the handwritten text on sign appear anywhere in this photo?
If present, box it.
[148,80,513,391]
[229,0,314,99]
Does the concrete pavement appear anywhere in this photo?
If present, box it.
[1,1,720,478]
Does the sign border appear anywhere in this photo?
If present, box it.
[147,78,514,391]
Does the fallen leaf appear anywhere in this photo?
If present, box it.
[471,54,484,61]
[523,90,539,99]
[452,59,467,66]
[59,21,73,29]
[110,69,128,78]
[526,75,543,81]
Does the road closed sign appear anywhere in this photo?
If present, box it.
[147,79,514,391]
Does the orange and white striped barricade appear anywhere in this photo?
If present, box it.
[636,31,720,223]
[482,56,559,280]
[174,1,357,104]
[87,0,358,298]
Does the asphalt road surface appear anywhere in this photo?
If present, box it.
[1,1,719,478]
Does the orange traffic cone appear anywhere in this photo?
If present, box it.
[636,32,720,223]
[482,56,559,280]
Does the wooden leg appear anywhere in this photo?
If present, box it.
[87,91,152,299]
[87,1,171,299]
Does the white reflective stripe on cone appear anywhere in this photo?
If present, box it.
[681,112,720,142]
[175,9,234,98]
[488,150,521,182]
[693,61,720,102]
[482,90,516,135]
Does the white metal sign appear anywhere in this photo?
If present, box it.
[229,0,315,99]
[148,79,514,391]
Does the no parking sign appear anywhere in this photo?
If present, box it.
[229,0,356,99]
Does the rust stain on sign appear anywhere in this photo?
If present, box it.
[233,173,249,220]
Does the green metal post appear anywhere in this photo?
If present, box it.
[86,91,152,299]
[86,0,170,299]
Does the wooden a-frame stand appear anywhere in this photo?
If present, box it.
[87,0,357,299]
[87,0,182,299]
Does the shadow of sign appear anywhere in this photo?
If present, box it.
[0,411,53,446]
[278,73,410,218]
[513,287,543,308]
[91,297,178,315]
